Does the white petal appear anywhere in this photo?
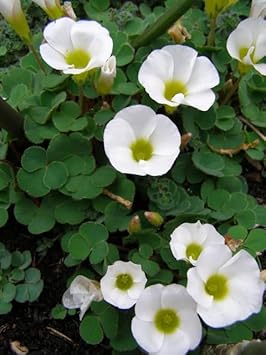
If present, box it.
[178,310,202,350]
[201,223,225,245]
[62,289,78,309]
[135,284,163,321]
[128,281,146,299]
[150,114,181,155]
[153,331,190,355]
[140,153,179,176]
[161,284,197,312]
[84,37,113,70]
[138,49,174,84]
[105,147,145,175]
[109,288,136,309]
[43,17,75,55]
[163,45,198,84]
[186,57,219,93]
[254,32,266,61]
[79,301,91,320]
[184,90,216,111]
[131,317,164,353]
[254,63,266,75]
[196,246,232,281]
[228,28,254,61]
[104,118,135,150]
[114,105,157,139]
[0,1,15,17]
[70,20,110,48]
[169,240,187,262]
[120,261,147,282]
[186,268,213,308]
[171,93,186,106]
[40,44,68,70]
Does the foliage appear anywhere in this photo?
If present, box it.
[0,242,43,314]
[0,0,266,353]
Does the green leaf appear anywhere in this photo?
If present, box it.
[80,315,104,345]
[90,0,109,11]
[24,267,41,283]
[68,232,90,260]
[0,208,8,227]
[0,169,11,190]
[207,189,231,210]
[51,304,67,320]
[244,228,266,252]
[116,44,135,66]
[225,323,253,343]
[245,307,266,331]
[17,168,50,197]
[21,146,47,172]
[94,109,114,125]
[227,225,248,239]
[235,210,256,229]
[99,305,119,340]
[90,166,116,187]
[0,301,12,314]
[110,312,137,351]
[0,250,11,269]
[192,150,225,177]
[15,280,44,302]
[43,161,68,189]
[89,241,109,264]
[2,283,16,303]
[55,199,88,225]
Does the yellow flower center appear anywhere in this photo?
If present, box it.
[154,308,180,334]
[186,243,202,261]
[65,49,91,69]
[164,80,187,101]
[131,138,153,162]
[205,274,228,300]
[115,273,133,291]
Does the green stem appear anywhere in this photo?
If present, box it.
[207,16,217,46]
[131,0,194,49]
[28,44,47,74]
[0,98,24,138]
[221,76,241,106]
[79,85,84,113]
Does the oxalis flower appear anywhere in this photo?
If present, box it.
[187,246,264,328]
[250,0,266,18]
[40,17,113,75]
[0,0,31,43]
[100,261,147,309]
[32,0,64,19]
[95,55,116,95]
[170,221,225,265]
[138,45,219,111]
[62,275,103,320]
[226,17,266,75]
[103,105,181,176]
[131,284,202,355]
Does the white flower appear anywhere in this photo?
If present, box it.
[226,17,266,75]
[62,275,103,320]
[250,0,266,18]
[138,45,219,111]
[187,246,264,328]
[103,105,181,176]
[170,221,225,265]
[131,284,202,355]
[100,261,147,309]
[95,55,117,95]
[0,0,31,42]
[40,17,113,75]
[32,0,64,19]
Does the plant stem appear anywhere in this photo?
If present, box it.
[28,43,47,74]
[79,85,84,113]
[239,116,266,142]
[220,76,241,106]
[131,0,194,49]
[207,17,217,46]
[0,98,24,138]
[103,188,133,209]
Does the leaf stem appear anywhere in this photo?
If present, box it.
[220,76,241,105]
[239,116,266,142]
[207,17,217,46]
[79,84,84,113]
[28,43,47,74]
[102,188,133,209]
[131,0,194,49]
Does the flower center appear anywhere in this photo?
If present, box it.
[239,46,256,63]
[186,243,202,261]
[131,138,153,162]
[164,80,187,101]
[115,273,133,291]
[154,308,180,334]
[205,274,228,300]
[65,49,91,69]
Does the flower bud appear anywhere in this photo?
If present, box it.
[63,1,77,20]
[32,0,64,19]
[168,21,190,44]
[128,215,141,234]
[144,211,164,227]
[205,0,238,19]
[95,56,116,95]
[0,0,31,43]
[250,0,266,18]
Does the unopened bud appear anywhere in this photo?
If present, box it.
[181,132,192,150]
[204,0,238,19]
[168,21,190,44]
[63,1,77,20]
[144,211,164,227]
[32,0,64,19]
[128,215,141,234]
[95,56,116,95]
